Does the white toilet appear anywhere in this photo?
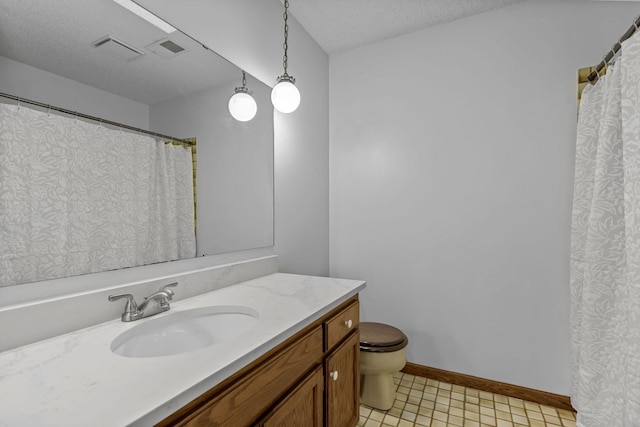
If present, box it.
[359,322,409,410]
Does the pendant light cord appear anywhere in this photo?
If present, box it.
[271,0,300,113]
[282,0,290,76]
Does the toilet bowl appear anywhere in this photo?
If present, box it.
[359,322,408,410]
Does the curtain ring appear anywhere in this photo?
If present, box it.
[16,97,21,110]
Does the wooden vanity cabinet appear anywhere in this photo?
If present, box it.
[156,295,360,427]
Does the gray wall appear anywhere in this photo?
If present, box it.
[0,55,149,128]
[149,76,274,256]
[329,0,639,395]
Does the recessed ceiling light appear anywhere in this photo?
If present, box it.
[112,0,177,34]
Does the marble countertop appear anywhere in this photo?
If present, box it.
[0,273,365,426]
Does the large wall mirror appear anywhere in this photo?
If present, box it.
[0,0,274,286]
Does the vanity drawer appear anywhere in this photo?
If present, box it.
[170,325,323,427]
[324,300,359,352]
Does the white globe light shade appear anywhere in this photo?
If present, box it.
[271,80,300,113]
[228,92,257,122]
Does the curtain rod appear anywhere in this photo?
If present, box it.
[588,15,640,84]
[0,91,194,145]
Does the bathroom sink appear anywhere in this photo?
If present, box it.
[111,305,259,358]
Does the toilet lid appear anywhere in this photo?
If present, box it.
[360,322,408,349]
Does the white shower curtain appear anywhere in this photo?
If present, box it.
[0,104,196,287]
[571,32,640,426]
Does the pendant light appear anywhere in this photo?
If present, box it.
[228,70,257,122]
[271,0,300,113]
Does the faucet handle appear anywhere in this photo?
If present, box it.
[160,282,178,299]
[108,293,140,321]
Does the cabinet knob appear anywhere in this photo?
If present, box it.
[330,371,339,381]
[345,319,353,329]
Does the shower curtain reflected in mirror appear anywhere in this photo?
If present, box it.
[0,104,195,287]
[571,32,640,427]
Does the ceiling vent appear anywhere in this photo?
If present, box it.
[146,38,188,59]
[93,35,144,61]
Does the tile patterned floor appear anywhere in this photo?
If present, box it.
[358,372,577,427]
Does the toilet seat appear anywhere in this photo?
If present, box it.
[360,322,408,353]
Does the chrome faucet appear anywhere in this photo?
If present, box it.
[109,283,178,322]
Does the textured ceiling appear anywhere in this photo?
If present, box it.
[1,0,531,106]
[0,0,240,106]
[287,0,527,54]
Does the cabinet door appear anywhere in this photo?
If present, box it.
[260,366,324,427]
[325,332,360,427]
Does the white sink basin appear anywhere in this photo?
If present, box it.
[111,305,259,358]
